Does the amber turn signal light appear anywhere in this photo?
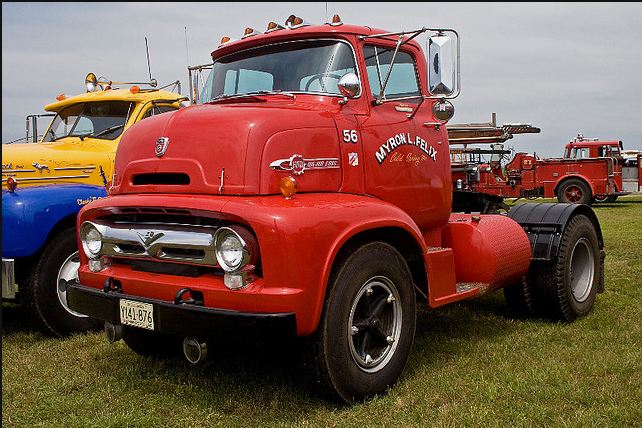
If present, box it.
[6,176,17,193]
[280,176,297,199]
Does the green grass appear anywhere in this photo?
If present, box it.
[3,196,642,427]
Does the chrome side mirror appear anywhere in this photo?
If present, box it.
[337,73,361,98]
[427,32,460,98]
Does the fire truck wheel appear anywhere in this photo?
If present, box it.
[594,195,618,203]
[122,326,182,359]
[557,179,592,205]
[536,214,600,321]
[22,228,101,337]
[308,242,416,403]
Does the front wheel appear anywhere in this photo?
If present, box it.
[308,242,416,403]
[22,228,100,337]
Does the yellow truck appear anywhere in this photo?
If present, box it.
[2,74,185,336]
[3,74,184,187]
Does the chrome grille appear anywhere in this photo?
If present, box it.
[86,220,219,266]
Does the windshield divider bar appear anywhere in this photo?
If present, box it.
[377,35,404,104]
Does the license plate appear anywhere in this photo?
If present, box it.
[119,299,154,330]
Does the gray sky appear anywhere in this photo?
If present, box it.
[3,2,642,156]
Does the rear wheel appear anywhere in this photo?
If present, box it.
[557,179,592,205]
[22,228,100,337]
[529,214,600,321]
[307,242,416,403]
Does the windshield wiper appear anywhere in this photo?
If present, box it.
[208,90,295,103]
[92,124,125,138]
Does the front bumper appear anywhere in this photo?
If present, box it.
[2,258,16,299]
[66,281,297,338]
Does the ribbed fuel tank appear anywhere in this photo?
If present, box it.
[442,213,531,289]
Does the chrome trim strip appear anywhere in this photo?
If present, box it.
[1,175,91,182]
[2,169,36,173]
[84,221,219,266]
[53,166,96,171]
[2,258,16,299]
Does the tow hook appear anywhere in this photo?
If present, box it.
[104,321,123,343]
[183,337,208,364]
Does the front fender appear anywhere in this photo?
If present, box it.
[223,193,428,334]
[2,184,107,257]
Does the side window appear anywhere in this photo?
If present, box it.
[363,45,420,100]
[141,105,179,120]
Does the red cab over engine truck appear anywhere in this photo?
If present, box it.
[449,117,625,206]
[67,16,605,403]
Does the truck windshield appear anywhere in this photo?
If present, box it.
[201,40,357,102]
[43,101,134,142]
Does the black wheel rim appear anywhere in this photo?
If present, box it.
[347,276,402,373]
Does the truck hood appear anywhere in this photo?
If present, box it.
[112,99,342,195]
[2,138,115,188]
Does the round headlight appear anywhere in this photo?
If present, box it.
[215,228,249,272]
[81,224,102,257]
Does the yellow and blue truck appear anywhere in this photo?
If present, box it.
[2,74,184,336]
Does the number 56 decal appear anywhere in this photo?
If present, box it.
[343,129,358,144]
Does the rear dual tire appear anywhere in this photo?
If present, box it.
[504,214,600,321]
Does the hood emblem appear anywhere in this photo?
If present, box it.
[269,154,340,175]
[137,230,164,247]
[155,137,170,157]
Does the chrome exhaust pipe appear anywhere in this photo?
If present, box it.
[105,322,123,343]
[183,337,208,364]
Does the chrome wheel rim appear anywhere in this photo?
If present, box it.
[570,238,595,303]
[57,251,87,318]
[348,276,402,373]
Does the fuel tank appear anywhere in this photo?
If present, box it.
[442,213,531,290]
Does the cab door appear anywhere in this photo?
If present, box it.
[357,43,446,228]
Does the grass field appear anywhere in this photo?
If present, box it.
[3,196,642,427]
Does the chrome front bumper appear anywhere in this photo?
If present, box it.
[2,258,16,299]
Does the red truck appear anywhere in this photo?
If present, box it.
[449,120,623,206]
[66,16,605,403]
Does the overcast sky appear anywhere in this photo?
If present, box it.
[3,2,641,156]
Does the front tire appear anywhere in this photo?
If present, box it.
[308,242,416,403]
[21,228,100,337]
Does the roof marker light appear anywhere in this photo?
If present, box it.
[266,21,285,33]
[242,27,259,38]
[220,36,231,45]
[330,14,343,26]
[130,85,140,94]
[56,93,66,101]
[285,15,310,29]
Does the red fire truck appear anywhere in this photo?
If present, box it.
[449,118,625,207]
[65,16,605,403]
